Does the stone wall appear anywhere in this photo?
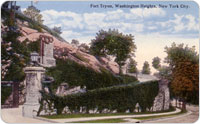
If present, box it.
[152,79,170,111]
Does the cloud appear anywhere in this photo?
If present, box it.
[41,9,83,29]
[61,31,81,38]
[157,14,199,33]
[41,8,198,43]
[130,8,166,18]
[185,14,199,31]
[21,8,26,12]
[40,8,198,73]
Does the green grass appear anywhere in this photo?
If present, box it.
[74,52,90,63]
[41,107,175,119]
[132,110,186,120]
[69,118,127,123]
[66,109,185,123]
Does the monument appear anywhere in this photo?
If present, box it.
[39,35,56,67]
[22,66,45,117]
[22,35,56,117]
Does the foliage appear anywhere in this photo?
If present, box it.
[46,59,138,90]
[28,23,42,32]
[73,52,90,63]
[90,29,137,73]
[71,39,79,46]
[1,30,40,81]
[1,9,66,42]
[79,43,90,53]
[127,58,138,73]
[41,106,174,119]
[119,74,138,84]
[41,80,159,115]
[165,43,199,104]
[152,57,161,69]
[142,61,151,74]
[157,66,172,79]
[52,26,62,34]
[1,31,29,81]
[1,86,12,104]
[23,5,43,24]
[26,39,41,53]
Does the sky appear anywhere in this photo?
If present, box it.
[16,1,199,73]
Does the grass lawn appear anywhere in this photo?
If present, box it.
[70,118,127,123]
[65,109,186,123]
[41,107,175,119]
[132,110,187,120]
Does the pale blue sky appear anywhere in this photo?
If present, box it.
[17,1,199,39]
[16,1,199,73]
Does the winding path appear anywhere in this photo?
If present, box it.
[37,108,181,123]
[142,105,199,123]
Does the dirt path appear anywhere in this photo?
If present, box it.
[143,105,199,123]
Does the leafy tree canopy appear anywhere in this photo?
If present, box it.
[52,26,62,34]
[90,29,136,73]
[152,57,161,69]
[142,61,151,74]
[127,58,138,73]
[71,39,79,46]
[165,42,198,67]
[165,42,199,104]
[23,5,43,24]
[79,43,90,53]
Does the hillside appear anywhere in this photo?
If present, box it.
[2,9,119,74]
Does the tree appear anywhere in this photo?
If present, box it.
[1,30,30,81]
[90,29,136,74]
[165,42,199,106]
[79,43,89,53]
[142,61,151,74]
[52,26,62,34]
[23,5,43,24]
[152,57,161,69]
[127,58,137,73]
[71,39,79,47]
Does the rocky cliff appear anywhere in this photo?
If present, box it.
[13,18,119,74]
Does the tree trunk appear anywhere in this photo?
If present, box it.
[182,100,186,111]
[119,66,122,75]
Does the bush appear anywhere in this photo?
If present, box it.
[28,23,42,32]
[120,74,138,84]
[1,85,12,105]
[41,80,159,115]
[46,59,138,90]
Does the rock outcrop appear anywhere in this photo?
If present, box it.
[13,20,119,74]
[56,83,86,96]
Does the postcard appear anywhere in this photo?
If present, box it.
[1,0,199,123]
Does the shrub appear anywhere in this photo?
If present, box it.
[1,85,12,104]
[46,59,138,90]
[28,23,42,32]
[41,80,159,115]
